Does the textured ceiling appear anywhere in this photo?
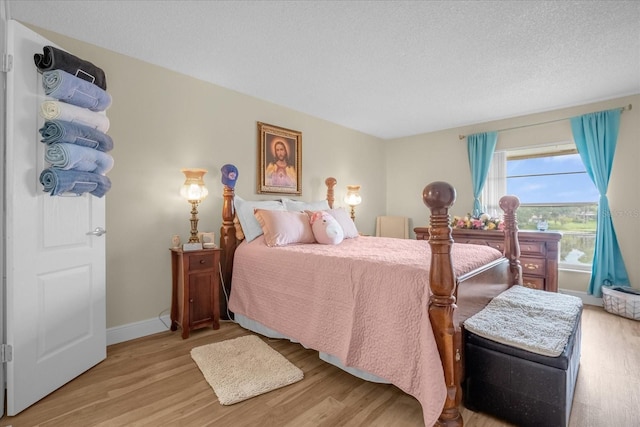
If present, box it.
[6,0,640,139]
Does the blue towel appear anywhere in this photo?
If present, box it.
[39,120,114,152]
[34,45,107,90]
[40,168,111,197]
[42,70,112,112]
[45,143,114,175]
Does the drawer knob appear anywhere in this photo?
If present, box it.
[524,263,539,270]
[200,259,206,264]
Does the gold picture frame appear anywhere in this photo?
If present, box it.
[257,122,302,195]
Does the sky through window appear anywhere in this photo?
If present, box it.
[507,154,599,204]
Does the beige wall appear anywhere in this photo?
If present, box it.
[386,94,640,293]
[31,26,639,331]
[33,27,386,329]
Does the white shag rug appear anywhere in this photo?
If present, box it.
[191,334,304,405]
[464,285,582,357]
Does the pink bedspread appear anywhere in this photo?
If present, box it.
[229,235,502,426]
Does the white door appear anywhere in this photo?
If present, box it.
[4,20,106,416]
[0,2,8,418]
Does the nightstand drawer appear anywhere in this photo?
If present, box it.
[520,241,546,256]
[522,276,545,290]
[521,257,546,277]
[189,253,215,271]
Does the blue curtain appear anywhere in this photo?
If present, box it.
[570,109,629,297]
[467,132,498,217]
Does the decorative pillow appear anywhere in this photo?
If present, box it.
[309,211,344,245]
[326,208,359,239]
[282,198,330,212]
[233,215,245,241]
[234,196,285,243]
[254,209,316,247]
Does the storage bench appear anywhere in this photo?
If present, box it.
[462,286,583,427]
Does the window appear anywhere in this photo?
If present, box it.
[485,143,598,270]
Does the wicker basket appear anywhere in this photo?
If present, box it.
[602,286,640,321]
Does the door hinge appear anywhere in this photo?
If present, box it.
[2,54,13,72]
[1,344,13,363]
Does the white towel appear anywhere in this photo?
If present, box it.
[40,100,110,133]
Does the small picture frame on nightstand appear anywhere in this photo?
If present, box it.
[198,231,217,249]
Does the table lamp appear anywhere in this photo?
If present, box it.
[180,168,209,243]
[344,184,362,222]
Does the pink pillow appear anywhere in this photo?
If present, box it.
[254,209,315,247]
[326,208,359,238]
[309,211,344,245]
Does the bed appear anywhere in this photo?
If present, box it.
[218,177,522,427]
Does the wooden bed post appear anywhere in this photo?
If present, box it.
[325,177,337,209]
[423,182,462,427]
[499,195,523,287]
[219,184,237,320]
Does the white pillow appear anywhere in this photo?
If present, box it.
[282,198,330,212]
[254,209,316,247]
[234,196,285,243]
[326,208,359,239]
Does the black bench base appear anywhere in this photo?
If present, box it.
[463,308,582,427]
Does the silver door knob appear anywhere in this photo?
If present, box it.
[86,227,106,236]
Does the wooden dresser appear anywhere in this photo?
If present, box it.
[414,227,561,292]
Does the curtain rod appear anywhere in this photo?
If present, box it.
[458,103,632,140]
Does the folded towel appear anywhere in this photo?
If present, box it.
[45,143,114,175]
[40,101,110,133]
[40,168,111,197]
[39,120,114,152]
[42,70,112,112]
[34,45,107,90]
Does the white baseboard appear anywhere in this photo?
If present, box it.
[107,314,171,346]
[107,290,601,346]
[559,289,603,307]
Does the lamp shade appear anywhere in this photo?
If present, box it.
[344,185,362,206]
[180,168,209,202]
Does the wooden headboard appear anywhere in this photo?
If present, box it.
[219,177,339,318]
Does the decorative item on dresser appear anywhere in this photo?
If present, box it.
[170,247,222,338]
[414,227,561,292]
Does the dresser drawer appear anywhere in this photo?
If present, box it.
[457,238,505,252]
[188,253,215,271]
[519,241,546,256]
[521,257,546,277]
[522,276,545,290]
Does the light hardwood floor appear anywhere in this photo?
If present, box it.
[1,305,637,427]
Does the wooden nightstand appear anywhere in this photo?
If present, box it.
[170,248,221,338]
[414,227,561,292]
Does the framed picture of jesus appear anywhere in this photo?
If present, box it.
[257,122,302,195]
